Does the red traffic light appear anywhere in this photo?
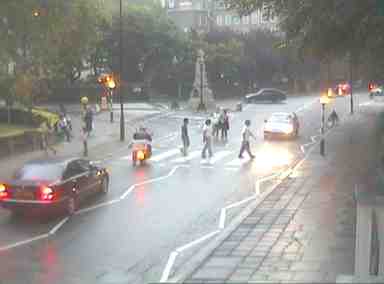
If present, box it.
[97,74,116,89]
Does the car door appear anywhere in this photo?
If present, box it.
[77,159,101,195]
[62,160,91,201]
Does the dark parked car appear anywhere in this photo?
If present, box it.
[0,158,109,216]
[244,88,287,103]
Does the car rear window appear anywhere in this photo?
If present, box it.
[14,164,64,181]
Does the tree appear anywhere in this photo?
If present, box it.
[223,0,384,82]
[0,0,106,105]
[104,3,187,89]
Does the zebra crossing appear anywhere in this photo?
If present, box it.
[118,147,253,170]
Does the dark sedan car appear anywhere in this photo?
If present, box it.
[0,158,109,216]
[245,88,287,103]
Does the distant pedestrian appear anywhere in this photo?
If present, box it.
[238,120,256,159]
[181,118,190,156]
[81,126,89,157]
[221,109,229,141]
[58,114,71,142]
[84,106,93,134]
[212,112,220,139]
[202,119,213,160]
[41,121,57,155]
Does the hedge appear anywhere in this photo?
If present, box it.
[0,107,59,128]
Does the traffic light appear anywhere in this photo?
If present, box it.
[97,74,116,90]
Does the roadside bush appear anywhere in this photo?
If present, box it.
[0,107,59,128]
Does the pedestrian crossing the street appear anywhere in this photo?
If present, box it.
[118,147,253,170]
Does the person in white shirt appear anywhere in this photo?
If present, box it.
[239,120,256,159]
[202,119,213,159]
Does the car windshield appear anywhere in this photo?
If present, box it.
[14,164,64,181]
[269,115,291,123]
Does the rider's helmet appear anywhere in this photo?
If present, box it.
[245,120,251,126]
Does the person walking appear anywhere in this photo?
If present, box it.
[41,121,57,155]
[202,119,213,160]
[58,114,71,142]
[181,118,190,156]
[238,120,256,159]
[221,109,229,141]
[84,106,94,134]
[81,126,89,157]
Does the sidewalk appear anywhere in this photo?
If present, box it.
[0,107,166,180]
[173,106,380,283]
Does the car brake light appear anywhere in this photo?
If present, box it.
[0,184,8,199]
[40,186,54,201]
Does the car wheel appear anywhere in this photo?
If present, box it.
[100,177,109,194]
[66,196,77,215]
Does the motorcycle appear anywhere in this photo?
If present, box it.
[131,128,153,166]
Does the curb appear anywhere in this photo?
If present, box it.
[168,112,348,282]
[168,169,292,283]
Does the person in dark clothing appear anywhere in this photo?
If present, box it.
[181,118,190,156]
[84,107,93,133]
[221,109,230,141]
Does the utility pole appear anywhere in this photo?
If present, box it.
[119,0,125,141]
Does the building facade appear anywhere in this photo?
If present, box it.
[164,0,279,34]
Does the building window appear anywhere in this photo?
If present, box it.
[225,15,231,26]
[251,11,259,25]
[242,15,250,25]
[199,15,207,26]
[233,16,240,25]
[216,15,223,26]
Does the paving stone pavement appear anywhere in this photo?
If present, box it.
[182,109,379,283]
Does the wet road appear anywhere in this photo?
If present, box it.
[0,94,370,284]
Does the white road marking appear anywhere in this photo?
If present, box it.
[0,234,49,251]
[219,208,226,229]
[171,150,200,163]
[170,115,206,120]
[175,230,221,253]
[49,217,69,235]
[225,158,249,167]
[255,180,261,195]
[160,251,179,283]
[225,195,257,210]
[120,166,180,200]
[120,185,135,200]
[224,167,239,172]
[75,199,120,215]
[150,149,180,162]
[208,151,232,164]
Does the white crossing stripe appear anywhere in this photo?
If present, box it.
[225,158,248,167]
[208,150,232,164]
[171,150,201,163]
[150,148,180,162]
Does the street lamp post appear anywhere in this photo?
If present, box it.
[320,95,330,156]
[349,54,354,115]
[119,0,125,141]
[197,61,206,112]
